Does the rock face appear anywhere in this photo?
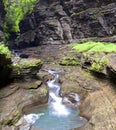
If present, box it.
[11,57,42,81]
[0,0,5,42]
[0,43,12,86]
[17,0,116,48]
[70,0,116,40]
[0,54,12,86]
[19,0,72,48]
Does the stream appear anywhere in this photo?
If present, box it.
[24,69,87,130]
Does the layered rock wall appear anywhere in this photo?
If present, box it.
[17,0,116,47]
[19,0,72,47]
[0,0,5,42]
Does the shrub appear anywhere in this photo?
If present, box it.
[0,42,11,58]
[3,0,38,33]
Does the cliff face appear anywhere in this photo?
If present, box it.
[18,0,116,47]
[69,0,116,39]
[0,0,5,42]
[19,0,72,47]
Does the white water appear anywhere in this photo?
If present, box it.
[47,70,70,116]
[24,113,44,124]
[23,69,87,130]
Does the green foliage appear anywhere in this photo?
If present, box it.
[3,0,38,33]
[60,57,80,66]
[91,57,108,72]
[0,42,11,58]
[72,41,116,53]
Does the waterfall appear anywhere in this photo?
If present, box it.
[23,69,87,130]
[47,70,70,116]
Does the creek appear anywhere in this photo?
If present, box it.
[24,69,87,130]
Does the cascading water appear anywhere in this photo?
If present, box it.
[24,69,87,130]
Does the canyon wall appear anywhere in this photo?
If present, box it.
[0,0,5,42]
[18,0,116,47]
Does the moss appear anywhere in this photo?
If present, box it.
[13,58,42,75]
[81,70,93,79]
[3,0,38,33]
[60,57,80,66]
[0,42,11,58]
[91,57,108,72]
[72,41,116,54]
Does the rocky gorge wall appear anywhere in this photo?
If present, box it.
[0,0,5,42]
[17,0,116,48]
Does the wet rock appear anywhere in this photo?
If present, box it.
[37,70,54,83]
[62,92,80,106]
[15,116,31,130]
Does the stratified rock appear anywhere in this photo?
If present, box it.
[17,0,72,48]
[13,0,116,48]
[0,0,5,42]
[11,58,42,81]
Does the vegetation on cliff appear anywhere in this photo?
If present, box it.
[3,0,38,33]
[0,42,11,58]
[72,41,116,53]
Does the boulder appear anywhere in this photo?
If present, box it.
[11,57,42,81]
[0,43,12,86]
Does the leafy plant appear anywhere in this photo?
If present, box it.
[91,57,108,72]
[3,0,38,33]
[0,42,11,58]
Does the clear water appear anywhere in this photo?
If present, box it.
[25,104,87,130]
[24,69,87,130]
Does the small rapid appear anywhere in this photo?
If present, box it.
[23,69,87,130]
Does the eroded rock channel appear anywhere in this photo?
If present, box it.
[23,69,87,130]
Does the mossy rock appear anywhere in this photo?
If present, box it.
[0,42,12,86]
[12,58,42,81]
[82,53,109,73]
[60,57,80,66]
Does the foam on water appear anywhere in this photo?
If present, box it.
[24,113,44,124]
